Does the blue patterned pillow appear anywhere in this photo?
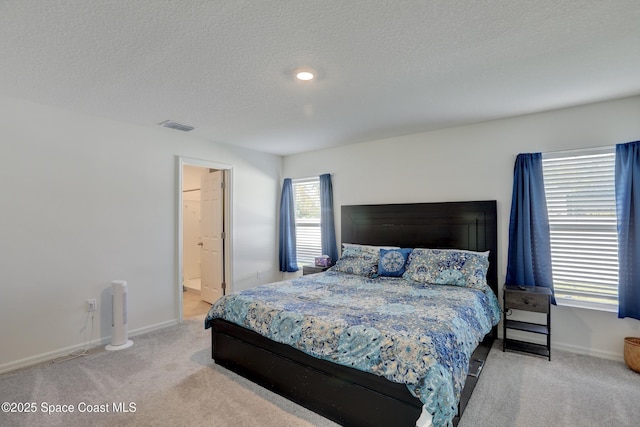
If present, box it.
[378,248,412,277]
[330,246,379,277]
[402,248,489,289]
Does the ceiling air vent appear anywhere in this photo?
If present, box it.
[159,120,195,132]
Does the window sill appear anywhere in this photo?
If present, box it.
[555,297,618,313]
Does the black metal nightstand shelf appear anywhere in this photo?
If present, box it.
[503,285,551,360]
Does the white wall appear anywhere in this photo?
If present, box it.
[3,93,639,371]
[182,165,208,289]
[283,95,640,361]
[0,96,282,372]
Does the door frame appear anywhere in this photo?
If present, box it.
[176,156,233,321]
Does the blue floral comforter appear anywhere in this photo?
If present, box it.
[205,271,501,427]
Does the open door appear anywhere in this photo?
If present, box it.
[200,170,225,304]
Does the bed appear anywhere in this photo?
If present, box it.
[205,201,499,427]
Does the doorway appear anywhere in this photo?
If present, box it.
[177,157,232,320]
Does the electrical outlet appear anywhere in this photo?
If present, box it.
[87,299,97,312]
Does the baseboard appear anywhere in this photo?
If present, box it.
[501,329,624,362]
[183,286,201,295]
[128,319,179,338]
[552,341,624,362]
[0,319,179,375]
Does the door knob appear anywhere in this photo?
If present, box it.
[197,242,204,246]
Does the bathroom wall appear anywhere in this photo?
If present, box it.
[182,165,208,290]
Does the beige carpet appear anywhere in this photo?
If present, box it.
[0,316,338,427]
[458,342,640,427]
[1,315,638,427]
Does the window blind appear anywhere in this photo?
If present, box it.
[292,178,321,265]
[542,148,618,309]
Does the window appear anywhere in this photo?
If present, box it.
[542,147,618,311]
[292,177,321,265]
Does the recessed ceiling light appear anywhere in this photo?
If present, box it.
[294,68,316,81]
[296,71,314,81]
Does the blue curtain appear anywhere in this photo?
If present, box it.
[615,141,640,320]
[320,173,339,265]
[506,153,555,303]
[278,178,298,272]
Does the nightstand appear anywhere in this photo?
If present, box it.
[302,265,329,275]
[503,285,551,360]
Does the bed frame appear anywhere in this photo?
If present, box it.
[211,200,498,426]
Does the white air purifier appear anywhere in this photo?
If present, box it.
[106,280,133,351]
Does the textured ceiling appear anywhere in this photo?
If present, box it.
[1,1,639,155]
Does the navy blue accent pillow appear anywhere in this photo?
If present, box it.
[378,248,412,277]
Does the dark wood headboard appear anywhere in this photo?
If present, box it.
[341,200,498,295]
